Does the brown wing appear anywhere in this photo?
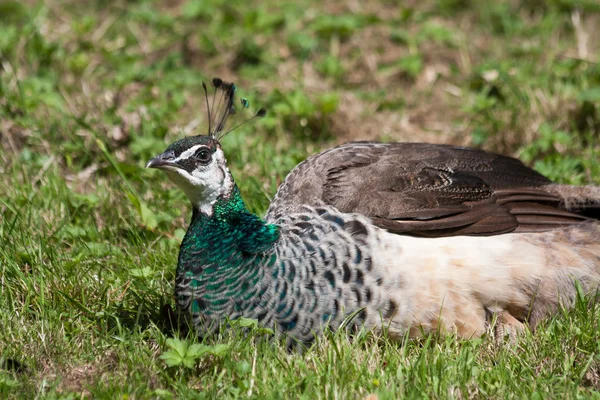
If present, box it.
[267,142,599,237]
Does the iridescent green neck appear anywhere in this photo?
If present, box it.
[178,184,280,276]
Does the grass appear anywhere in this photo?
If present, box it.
[1,0,599,397]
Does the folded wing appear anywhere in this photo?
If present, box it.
[267,142,599,237]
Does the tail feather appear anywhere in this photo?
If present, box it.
[524,221,600,329]
[544,184,600,219]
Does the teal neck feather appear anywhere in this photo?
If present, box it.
[177,184,280,313]
[180,185,279,267]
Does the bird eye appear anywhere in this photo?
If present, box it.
[195,149,212,163]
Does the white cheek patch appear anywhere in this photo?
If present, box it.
[167,147,234,216]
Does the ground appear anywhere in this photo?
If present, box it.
[1,0,599,398]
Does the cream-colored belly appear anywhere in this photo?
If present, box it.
[369,223,600,338]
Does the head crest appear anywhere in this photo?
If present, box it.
[201,77,267,141]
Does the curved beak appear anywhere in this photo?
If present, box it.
[145,156,181,170]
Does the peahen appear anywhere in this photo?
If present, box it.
[146,78,600,345]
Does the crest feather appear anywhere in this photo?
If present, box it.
[201,77,266,141]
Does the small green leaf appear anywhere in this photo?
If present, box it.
[166,338,187,358]
[130,267,154,278]
[160,338,219,369]
[234,318,274,335]
[256,326,275,335]
[208,344,230,357]
[186,343,210,359]
[236,318,259,328]
[159,350,184,368]
[181,355,196,369]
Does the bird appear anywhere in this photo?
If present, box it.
[146,78,600,346]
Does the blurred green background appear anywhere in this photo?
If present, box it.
[1,0,599,398]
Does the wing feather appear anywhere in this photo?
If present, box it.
[266,142,599,237]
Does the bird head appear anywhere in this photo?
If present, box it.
[146,136,233,215]
[146,78,265,216]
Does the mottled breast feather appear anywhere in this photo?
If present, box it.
[177,205,401,345]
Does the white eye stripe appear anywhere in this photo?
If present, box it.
[176,145,211,161]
